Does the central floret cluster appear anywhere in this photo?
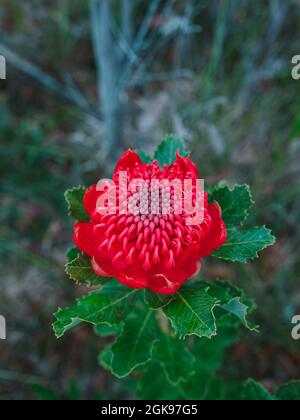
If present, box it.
[74,150,227,294]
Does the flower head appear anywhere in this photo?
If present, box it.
[74,150,227,294]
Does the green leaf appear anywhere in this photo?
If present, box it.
[64,186,89,222]
[155,134,189,167]
[222,297,258,331]
[99,345,114,370]
[136,150,153,164]
[207,282,258,331]
[65,253,108,287]
[204,377,226,401]
[191,315,241,373]
[163,281,256,339]
[68,379,82,401]
[276,381,300,401]
[179,369,218,400]
[66,247,81,262]
[31,384,58,401]
[209,184,254,228]
[242,379,274,401]
[94,323,121,337]
[53,281,139,338]
[153,335,196,385]
[137,364,183,400]
[213,227,276,263]
[144,290,175,309]
[163,284,219,339]
[108,308,159,378]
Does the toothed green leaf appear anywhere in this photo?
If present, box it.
[214,227,276,263]
[65,186,89,221]
[136,150,153,164]
[53,281,139,338]
[163,282,256,339]
[65,253,107,287]
[155,135,189,166]
[153,334,196,385]
[209,184,254,228]
[276,381,300,401]
[107,308,160,378]
[242,379,274,401]
[144,290,176,309]
[66,247,81,262]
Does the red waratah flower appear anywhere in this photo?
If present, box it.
[73,150,227,294]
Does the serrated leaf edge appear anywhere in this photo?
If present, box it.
[154,134,190,166]
[144,290,176,309]
[65,254,108,287]
[165,292,220,340]
[158,339,197,386]
[209,183,255,228]
[52,289,139,338]
[109,311,159,378]
[64,185,89,221]
[213,226,276,263]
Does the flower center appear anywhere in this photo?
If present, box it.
[97,183,195,272]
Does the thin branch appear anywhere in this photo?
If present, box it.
[89,0,123,160]
[121,0,134,46]
[128,68,194,86]
[119,0,161,88]
[0,42,98,118]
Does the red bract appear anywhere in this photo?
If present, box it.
[74,150,227,294]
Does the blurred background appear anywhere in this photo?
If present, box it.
[0,0,300,400]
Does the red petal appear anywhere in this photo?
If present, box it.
[83,185,100,219]
[73,222,98,258]
[113,149,142,181]
[148,274,181,294]
[172,151,199,179]
[199,202,227,256]
[117,273,148,290]
[91,258,113,278]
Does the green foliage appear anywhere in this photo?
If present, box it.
[209,184,253,228]
[144,290,175,309]
[66,246,81,262]
[209,184,275,263]
[154,134,189,167]
[65,253,107,286]
[31,384,58,401]
[214,227,276,263]
[276,381,300,401]
[53,281,139,338]
[242,379,274,401]
[105,307,160,378]
[94,323,121,337]
[136,150,153,164]
[153,334,196,386]
[242,379,300,401]
[162,281,256,339]
[191,315,240,373]
[137,363,183,400]
[64,186,89,222]
[53,135,281,400]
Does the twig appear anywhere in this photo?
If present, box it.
[121,0,134,46]
[89,0,123,160]
[0,42,98,118]
[128,68,194,85]
[119,0,161,88]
